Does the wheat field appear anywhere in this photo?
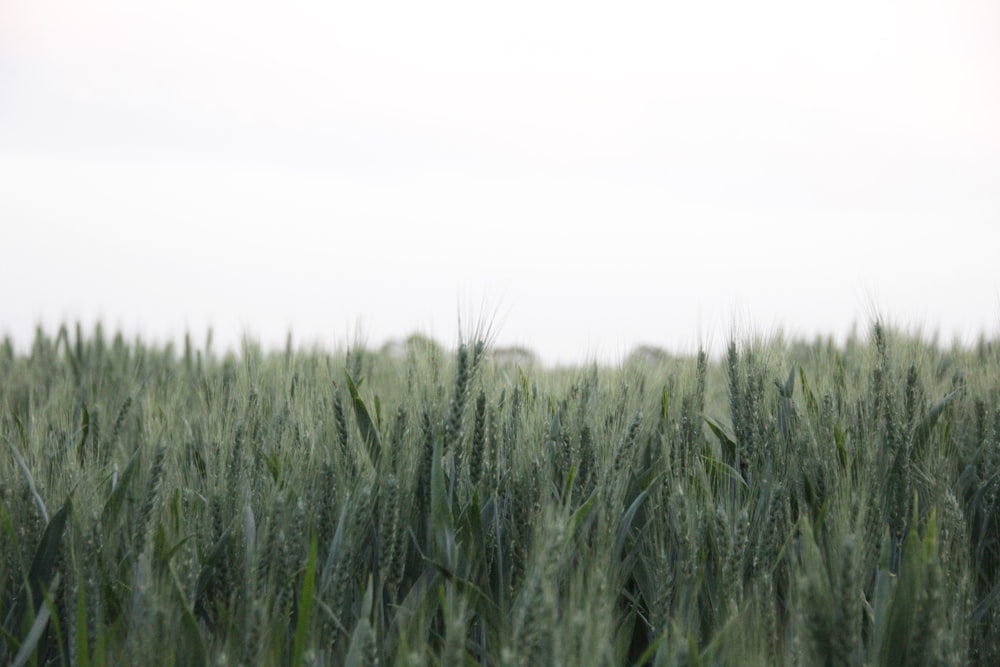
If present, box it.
[2,322,999,666]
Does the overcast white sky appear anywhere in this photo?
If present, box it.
[1,0,999,364]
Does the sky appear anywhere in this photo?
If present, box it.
[1,0,999,365]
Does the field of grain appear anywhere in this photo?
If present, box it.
[2,322,999,666]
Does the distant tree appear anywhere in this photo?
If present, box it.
[627,345,671,365]
[492,346,538,367]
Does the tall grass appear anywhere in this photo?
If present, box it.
[1,322,1000,665]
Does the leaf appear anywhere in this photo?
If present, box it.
[700,455,749,492]
[101,446,142,526]
[243,503,256,584]
[776,368,797,444]
[799,367,820,422]
[569,490,598,538]
[614,608,637,664]
[631,634,668,667]
[422,556,502,631]
[344,577,376,667]
[11,411,28,447]
[291,535,318,667]
[429,432,456,565]
[970,579,1000,625]
[346,372,382,466]
[5,440,48,524]
[779,367,795,398]
[455,490,486,568]
[74,571,91,667]
[11,574,61,667]
[167,566,208,666]
[193,525,235,620]
[834,422,848,470]
[878,519,931,665]
[865,565,894,660]
[384,567,440,658]
[76,403,91,465]
[660,385,670,426]
[616,484,654,561]
[3,499,71,636]
[320,501,351,592]
[704,416,737,467]
[28,499,73,593]
[152,523,193,570]
[911,388,961,455]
